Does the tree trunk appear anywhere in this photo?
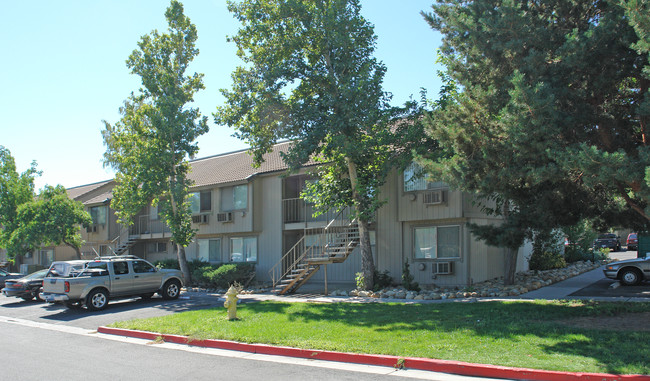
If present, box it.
[358,218,375,290]
[345,156,375,290]
[503,247,518,285]
[177,243,191,285]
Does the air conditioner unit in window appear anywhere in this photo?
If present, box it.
[191,214,209,224]
[216,212,233,223]
[433,261,453,275]
[423,190,445,205]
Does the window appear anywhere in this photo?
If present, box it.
[190,191,212,214]
[403,162,445,192]
[230,236,257,262]
[197,239,221,262]
[221,184,248,211]
[39,249,54,266]
[414,225,460,259]
[113,261,129,275]
[133,260,156,273]
[89,206,107,225]
[146,242,167,254]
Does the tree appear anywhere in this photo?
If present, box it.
[419,1,649,283]
[12,185,92,259]
[102,1,208,282]
[0,146,39,259]
[216,0,411,290]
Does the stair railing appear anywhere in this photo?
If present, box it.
[268,207,355,288]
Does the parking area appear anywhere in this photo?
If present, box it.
[570,250,650,299]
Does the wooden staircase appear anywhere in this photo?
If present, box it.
[270,217,360,295]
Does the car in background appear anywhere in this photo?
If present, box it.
[2,269,49,301]
[0,268,22,289]
[593,233,621,252]
[603,255,650,286]
[626,232,638,251]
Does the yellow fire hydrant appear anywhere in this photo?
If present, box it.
[223,285,239,320]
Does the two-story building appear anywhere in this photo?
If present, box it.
[14,141,530,290]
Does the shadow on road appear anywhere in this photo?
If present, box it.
[38,294,221,322]
[570,279,650,298]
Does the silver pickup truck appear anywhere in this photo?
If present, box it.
[41,256,184,311]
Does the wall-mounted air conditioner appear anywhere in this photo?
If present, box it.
[423,190,445,205]
[433,261,454,275]
[216,212,233,223]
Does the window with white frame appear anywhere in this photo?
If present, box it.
[190,191,212,214]
[197,238,221,262]
[221,184,248,211]
[414,225,460,259]
[230,236,257,262]
[403,162,445,192]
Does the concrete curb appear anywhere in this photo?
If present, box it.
[98,326,650,381]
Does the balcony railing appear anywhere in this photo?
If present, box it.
[283,198,350,224]
[129,215,171,236]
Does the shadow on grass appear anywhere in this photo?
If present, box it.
[240,300,650,375]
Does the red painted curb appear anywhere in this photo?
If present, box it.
[98,326,650,381]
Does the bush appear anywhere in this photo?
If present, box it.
[529,251,567,271]
[155,259,255,288]
[200,263,256,289]
[373,270,393,290]
[401,259,420,292]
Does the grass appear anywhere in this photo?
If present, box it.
[109,300,650,375]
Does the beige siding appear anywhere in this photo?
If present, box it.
[256,175,283,279]
[376,171,403,283]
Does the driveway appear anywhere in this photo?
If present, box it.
[569,250,650,299]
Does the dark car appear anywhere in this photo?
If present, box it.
[626,233,638,251]
[2,269,49,301]
[0,268,22,289]
[593,233,621,252]
[603,256,650,286]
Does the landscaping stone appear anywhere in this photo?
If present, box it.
[347,260,603,302]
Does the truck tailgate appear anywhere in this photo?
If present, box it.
[43,278,67,293]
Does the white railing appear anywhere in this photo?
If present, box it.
[269,207,357,288]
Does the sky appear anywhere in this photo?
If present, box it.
[1,0,443,191]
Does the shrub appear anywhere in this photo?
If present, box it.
[373,270,393,291]
[401,259,420,292]
[202,263,256,289]
[529,250,567,271]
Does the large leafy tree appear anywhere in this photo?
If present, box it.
[102,1,208,282]
[420,0,649,283]
[0,146,39,259]
[216,0,411,290]
[12,185,92,259]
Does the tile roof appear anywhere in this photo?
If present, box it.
[67,141,318,203]
[65,180,113,201]
[188,141,316,188]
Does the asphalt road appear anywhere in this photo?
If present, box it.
[567,249,650,299]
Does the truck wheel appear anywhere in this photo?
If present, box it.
[86,289,109,311]
[33,287,44,302]
[620,268,642,286]
[161,279,181,300]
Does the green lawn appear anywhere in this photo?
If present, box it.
[109,300,650,375]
